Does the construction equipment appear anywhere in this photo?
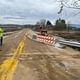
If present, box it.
[38,26,48,36]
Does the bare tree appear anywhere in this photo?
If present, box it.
[58,0,80,14]
[36,19,46,26]
[40,19,46,27]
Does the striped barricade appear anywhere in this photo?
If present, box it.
[36,35,55,45]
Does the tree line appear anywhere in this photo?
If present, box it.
[36,19,80,31]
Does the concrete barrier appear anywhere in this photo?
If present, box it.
[4,32,14,36]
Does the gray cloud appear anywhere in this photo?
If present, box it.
[0,0,80,24]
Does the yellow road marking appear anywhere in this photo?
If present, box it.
[0,36,26,80]
[0,59,18,80]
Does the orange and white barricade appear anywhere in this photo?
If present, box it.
[36,35,56,45]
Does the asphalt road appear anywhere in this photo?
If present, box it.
[0,29,80,80]
[0,29,26,63]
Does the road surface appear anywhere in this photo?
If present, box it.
[0,29,80,80]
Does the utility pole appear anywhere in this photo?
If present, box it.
[67,21,70,33]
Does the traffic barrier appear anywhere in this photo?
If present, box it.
[27,29,37,40]
[36,35,56,45]
[27,29,56,46]
[58,39,80,48]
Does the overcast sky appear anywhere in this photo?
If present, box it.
[0,0,80,24]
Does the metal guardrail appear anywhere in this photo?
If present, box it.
[58,39,80,48]
[4,32,13,36]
